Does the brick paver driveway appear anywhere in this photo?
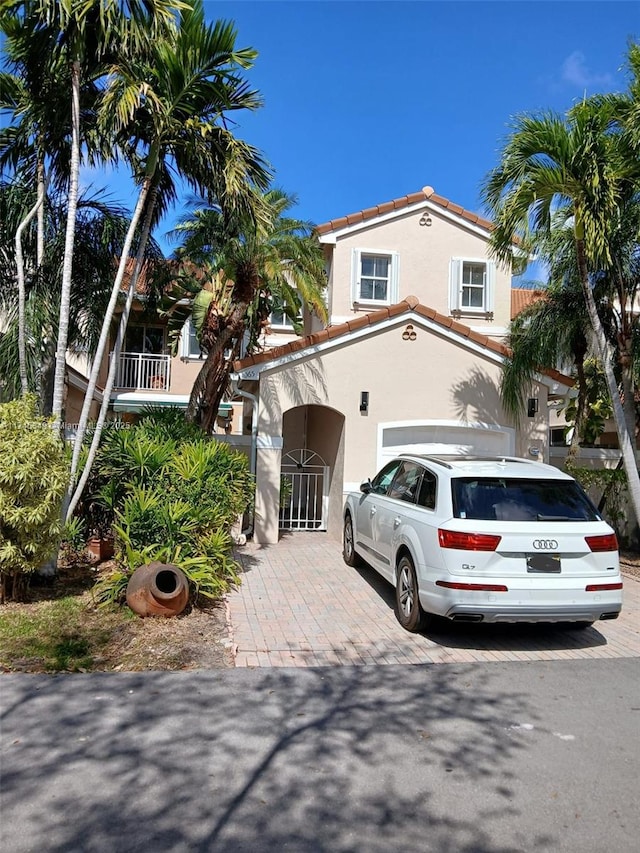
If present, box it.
[228,533,640,667]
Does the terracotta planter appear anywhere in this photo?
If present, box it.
[126,562,189,617]
[86,536,115,562]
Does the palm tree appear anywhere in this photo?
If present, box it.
[170,187,328,431]
[0,15,77,397]
[503,282,590,457]
[0,181,159,411]
[65,2,271,520]
[482,95,640,526]
[2,0,184,432]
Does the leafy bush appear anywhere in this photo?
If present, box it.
[0,396,68,601]
[93,536,240,607]
[61,516,87,555]
[566,462,628,540]
[83,407,252,608]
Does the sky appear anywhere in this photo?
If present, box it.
[11,1,640,257]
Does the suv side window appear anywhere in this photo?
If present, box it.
[417,468,437,510]
[388,461,423,503]
[370,460,402,495]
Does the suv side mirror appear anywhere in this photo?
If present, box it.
[360,479,373,495]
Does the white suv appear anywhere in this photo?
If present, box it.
[343,455,623,632]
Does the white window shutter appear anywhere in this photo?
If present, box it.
[449,259,461,312]
[390,252,400,302]
[351,249,361,306]
[180,321,189,358]
[485,261,496,311]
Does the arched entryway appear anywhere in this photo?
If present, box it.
[280,405,345,539]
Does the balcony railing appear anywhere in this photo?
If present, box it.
[111,351,171,391]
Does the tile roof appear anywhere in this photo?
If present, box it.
[315,185,495,236]
[511,288,546,320]
[233,295,574,388]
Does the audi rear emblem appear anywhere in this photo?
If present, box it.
[532,539,558,550]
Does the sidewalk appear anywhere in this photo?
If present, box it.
[229,533,640,667]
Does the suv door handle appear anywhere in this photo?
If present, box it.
[393,516,401,529]
[370,506,377,516]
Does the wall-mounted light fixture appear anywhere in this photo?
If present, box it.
[527,397,539,418]
[360,391,369,413]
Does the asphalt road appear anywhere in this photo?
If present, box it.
[1,659,639,852]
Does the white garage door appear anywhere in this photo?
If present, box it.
[378,421,515,468]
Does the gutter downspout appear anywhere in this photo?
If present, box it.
[231,376,258,537]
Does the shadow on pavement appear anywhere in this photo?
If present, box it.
[1,664,555,853]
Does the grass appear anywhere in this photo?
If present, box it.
[0,595,136,673]
[0,555,233,673]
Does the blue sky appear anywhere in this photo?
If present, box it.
[67,2,640,254]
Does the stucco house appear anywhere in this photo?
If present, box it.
[57,185,575,544]
[230,186,573,544]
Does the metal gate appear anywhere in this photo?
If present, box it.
[279,449,329,531]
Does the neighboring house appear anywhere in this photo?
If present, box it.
[71,262,243,435]
[231,187,574,544]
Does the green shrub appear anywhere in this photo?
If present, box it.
[0,396,68,601]
[93,538,240,607]
[84,408,252,609]
[61,516,87,555]
[565,462,628,539]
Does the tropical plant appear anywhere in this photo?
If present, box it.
[93,536,239,606]
[502,280,590,448]
[0,395,68,601]
[0,181,160,411]
[167,186,327,431]
[559,358,614,447]
[2,0,184,433]
[66,0,270,520]
[70,409,252,608]
[482,83,640,526]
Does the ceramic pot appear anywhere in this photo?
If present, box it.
[126,562,189,617]
[86,536,115,562]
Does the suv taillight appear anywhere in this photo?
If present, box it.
[438,529,501,551]
[585,533,618,552]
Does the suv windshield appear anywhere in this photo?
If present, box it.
[451,477,601,522]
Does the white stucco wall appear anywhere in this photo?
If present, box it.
[250,317,549,542]
[325,206,511,334]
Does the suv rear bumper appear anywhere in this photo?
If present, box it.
[442,603,622,624]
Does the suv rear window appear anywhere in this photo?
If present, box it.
[451,477,601,522]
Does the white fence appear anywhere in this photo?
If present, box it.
[112,352,171,391]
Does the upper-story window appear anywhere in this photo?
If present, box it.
[181,318,204,359]
[449,258,496,317]
[269,297,303,330]
[351,249,399,306]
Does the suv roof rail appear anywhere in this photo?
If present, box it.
[398,453,541,469]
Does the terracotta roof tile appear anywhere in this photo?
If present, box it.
[511,288,545,319]
[326,324,345,339]
[315,186,496,237]
[346,315,371,332]
[233,297,574,389]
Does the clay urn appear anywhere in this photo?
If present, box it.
[126,562,189,617]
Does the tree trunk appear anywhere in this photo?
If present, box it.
[51,60,81,433]
[40,352,56,416]
[186,302,248,429]
[575,237,640,527]
[14,183,47,396]
[66,189,157,521]
[68,174,153,492]
[36,156,45,267]
[566,345,588,466]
